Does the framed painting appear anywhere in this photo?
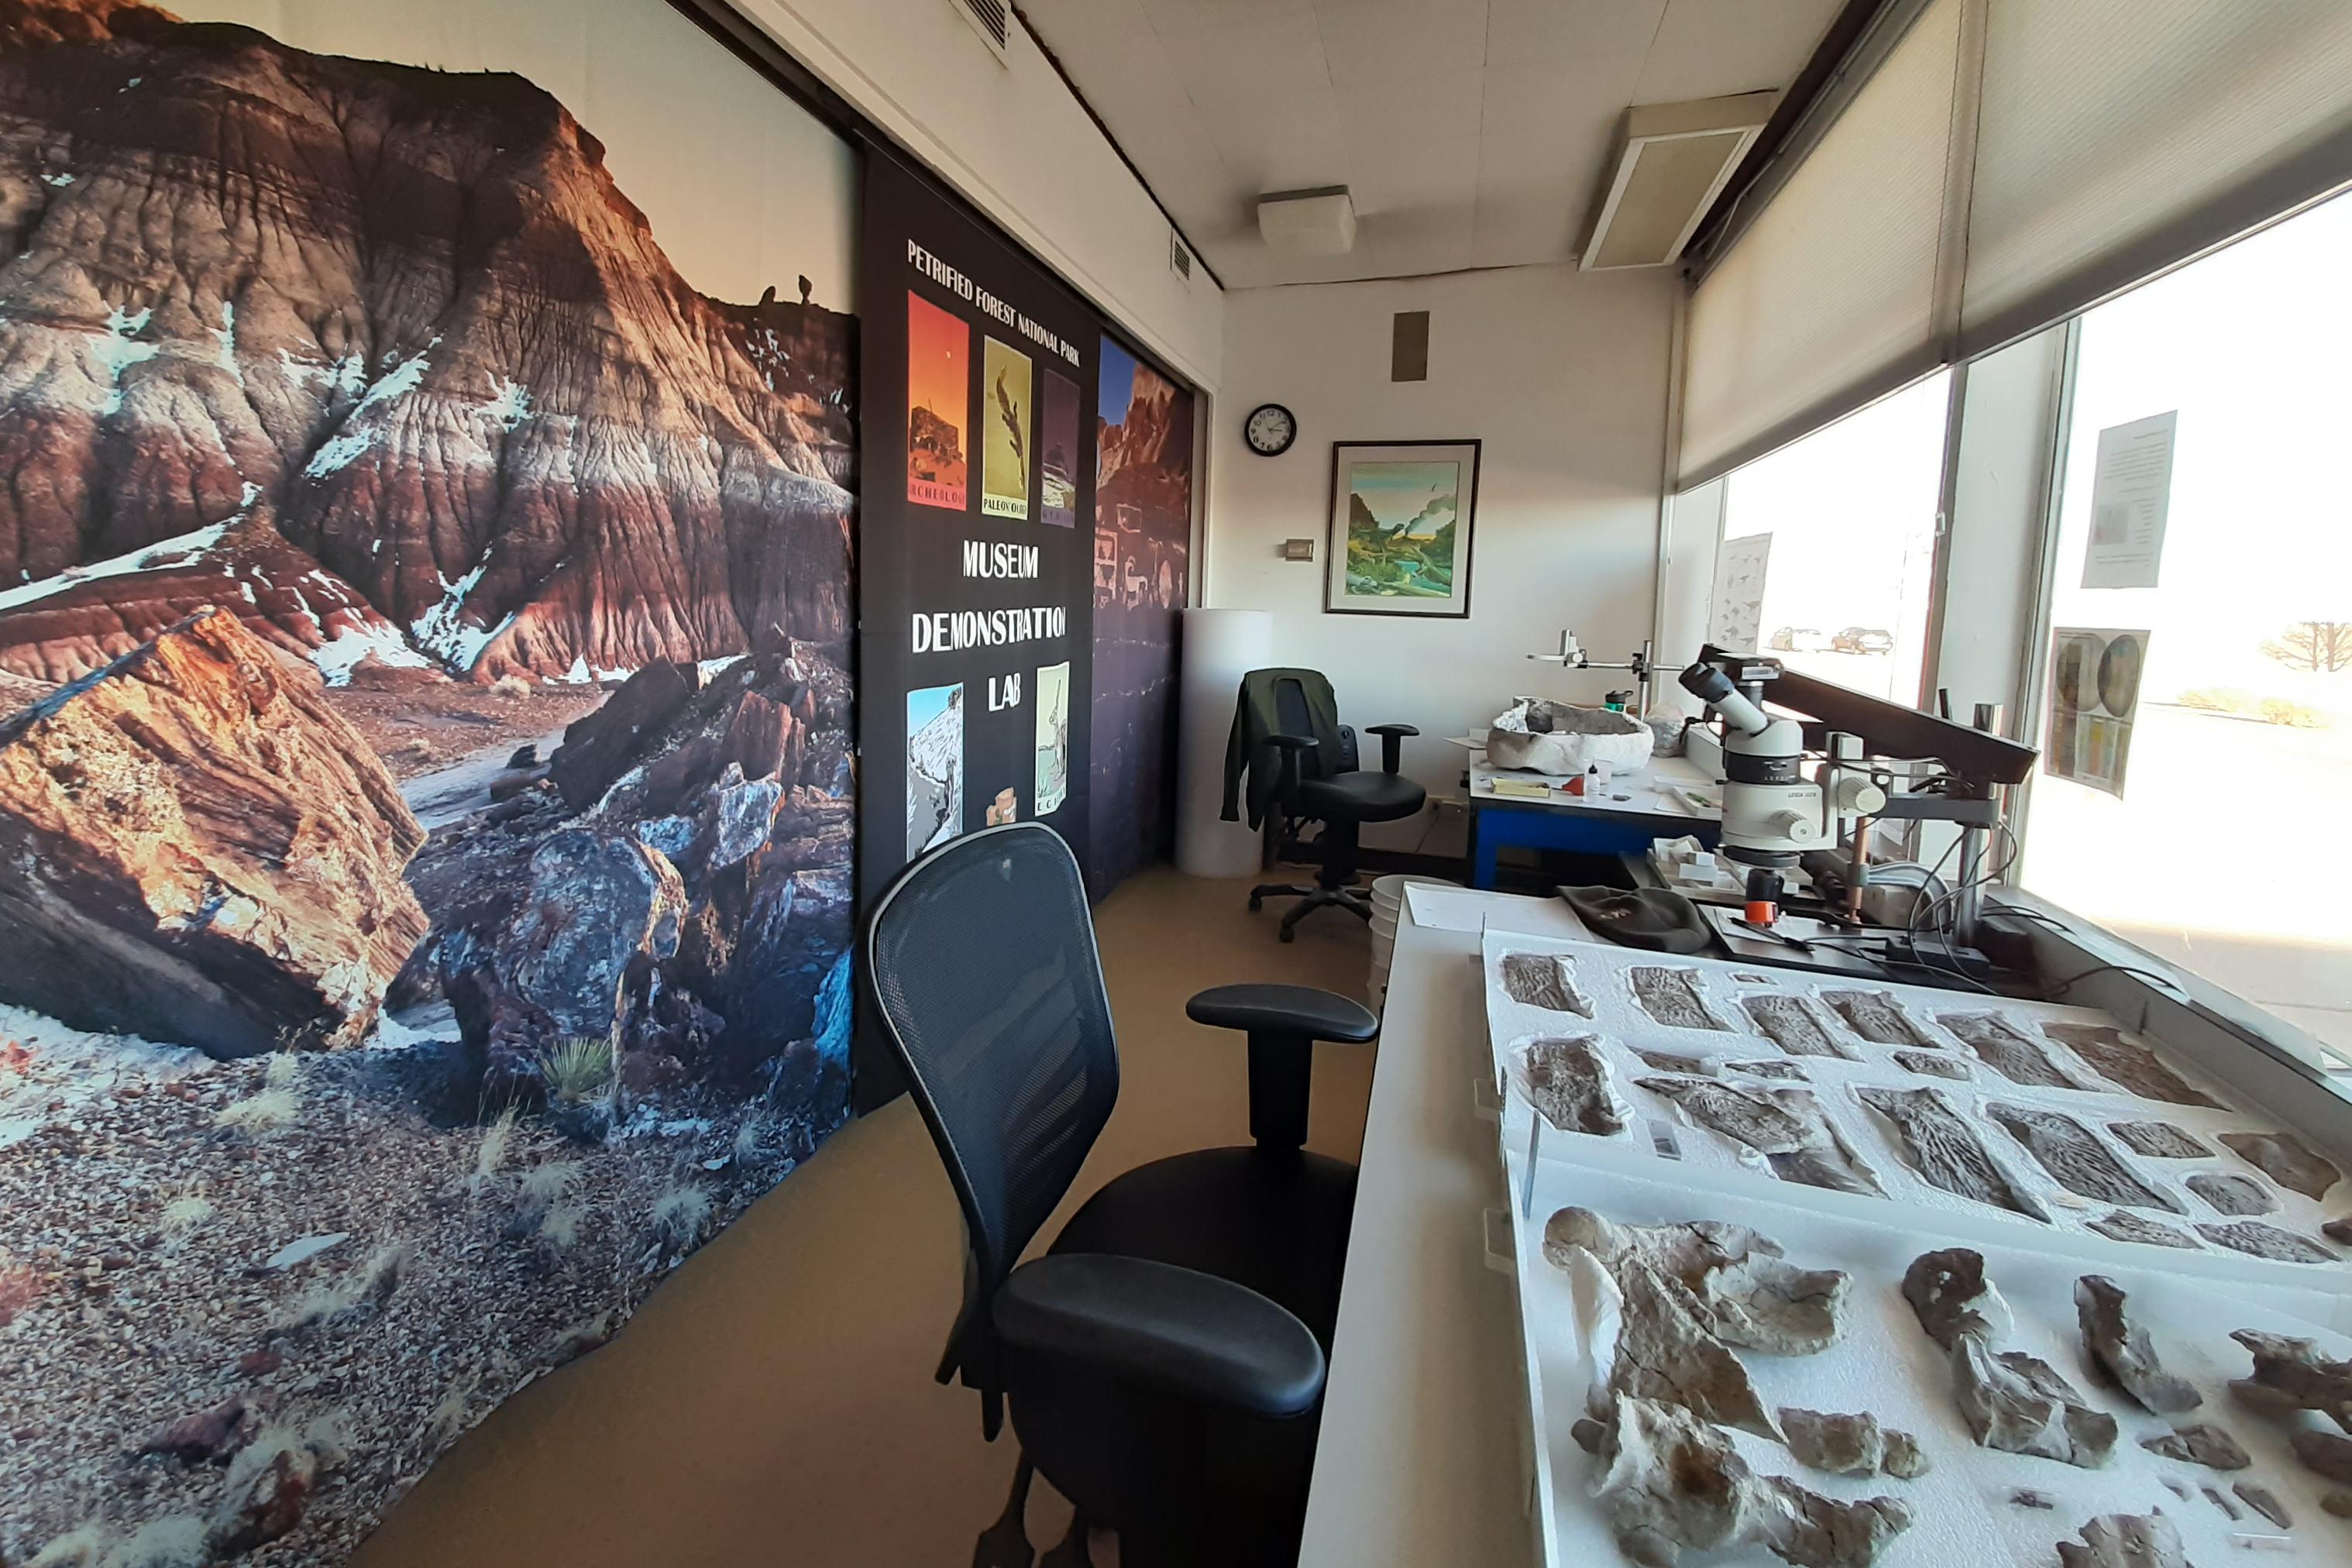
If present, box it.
[1323,439,1481,617]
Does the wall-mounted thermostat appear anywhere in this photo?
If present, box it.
[1281,538,1315,562]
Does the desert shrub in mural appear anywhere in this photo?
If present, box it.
[0,2,858,1560]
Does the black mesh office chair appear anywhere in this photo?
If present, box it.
[1241,669,1424,941]
[865,823,1379,1568]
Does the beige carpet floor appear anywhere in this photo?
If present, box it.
[353,868,1374,1568]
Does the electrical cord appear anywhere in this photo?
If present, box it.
[2044,962,2190,1000]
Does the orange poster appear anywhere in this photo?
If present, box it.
[907,291,968,510]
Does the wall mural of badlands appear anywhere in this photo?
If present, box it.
[0,2,860,1560]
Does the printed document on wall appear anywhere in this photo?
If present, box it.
[2081,411,2176,590]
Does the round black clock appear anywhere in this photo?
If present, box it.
[1243,402,1298,456]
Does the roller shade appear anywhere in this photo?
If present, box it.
[1679,0,1962,490]
[1677,0,2352,490]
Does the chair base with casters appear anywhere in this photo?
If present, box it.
[1250,724,1425,942]
[865,826,1382,1568]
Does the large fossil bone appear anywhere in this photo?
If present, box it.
[1546,1208,1849,1355]
[1989,1104,2182,1212]
[1519,1036,1628,1136]
[1500,950,1594,1016]
[1903,1250,2115,1468]
[1942,1013,2082,1089]
[1859,1087,2049,1220]
[2055,1513,2190,1568]
[1589,1398,1913,1568]
[2043,1022,2223,1109]
[1639,1078,1883,1198]
[2107,1121,2209,1160]
[1741,994,1855,1058]
[2086,1209,2200,1250]
[1631,965,1731,1031]
[2218,1130,2341,1202]
[2230,1329,2352,1431]
[2196,1219,2337,1264]
[1821,990,1930,1047]
[2139,1423,2248,1470]
[2075,1275,2200,1414]
[2185,1171,2275,1216]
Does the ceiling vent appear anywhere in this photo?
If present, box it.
[1581,91,1778,270]
[1257,187,1357,256]
[1169,229,1195,282]
[949,0,1011,65]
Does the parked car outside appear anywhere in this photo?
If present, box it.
[1833,626,1895,655]
[1769,626,1830,652]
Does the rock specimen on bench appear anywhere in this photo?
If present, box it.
[1741,995,1855,1058]
[1631,965,1730,1031]
[1943,1013,2082,1089]
[1599,1249,1783,1439]
[2230,1329,2352,1429]
[2088,1210,2201,1250]
[1903,1249,2013,1351]
[1988,1104,2182,1212]
[1546,1208,1849,1355]
[2326,1216,2352,1246]
[2187,1172,2275,1217]
[1895,1050,1969,1081]
[1590,1398,1913,1568]
[2076,1275,2201,1414]
[0,608,427,1056]
[1903,1250,2115,1468]
[1823,991,1931,1047]
[1730,1058,1809,1081]
[2218,1131,2341,1202]
[2196,1221,2336,1265]
[1500,951,1594,1016]
[2055,1514,2190,1568]
[2109,1121,2211,1160]
[1778,1409,1927,1480]
[1520,1037,1627,1136]
[2139,1424,2249,1470]
[2043,1022,2224,1109]
[2234,1483,2292,1530]
[1640,1078,1883,1197]
[2292,1430,2352,1484]
[1859,1087,2049,1219]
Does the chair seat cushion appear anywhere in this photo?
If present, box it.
[1298,769,1425,824]
[1050,1147,1357,1347]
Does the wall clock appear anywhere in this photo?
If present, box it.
[1243,402,1298,456]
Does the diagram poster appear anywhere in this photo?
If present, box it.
[906,293,968,509]
[2082,411,2176,590]
[982,337,1032,519]
[2045,628,2148,796]
[857,152,1096,1104]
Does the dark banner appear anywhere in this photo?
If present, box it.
[854,153,1096,1097]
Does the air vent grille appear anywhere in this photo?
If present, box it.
[1168,231,1194,281]
[952,0,1011,63]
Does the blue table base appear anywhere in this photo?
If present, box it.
[1467,802,1719,890]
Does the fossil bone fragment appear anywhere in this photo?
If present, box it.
[1989,1104,2182,1212]
[2323,1489,2352,1519]
[2218,1131,2341,1202]
[1635,1050,1714,1076]
[2196,1220,2337,1265]
[1730,1058,1809,1081]
[1632,965,1730,1031]
[2138,1424,2248,1469]
[2202,1485,2242,1521]
[1943,1013,2082,1089]
[2108,1121,2210,1159]
[1893,1050,1969,1081]
[1778,1408,1884,1476]
[1859,1087,2049,1219]
[2326,1216,2352,1246]
[2185,1171,2275,1216]
[1501,951,1594,1016]
[2055,1513,2191,1568]
[2075,1276,2200,1413]
[1952,1339,2119,1467]
[1597,1253,1783,1439]
[1638,1078,1883,1198]
[1879,1431,1928,1480]
[1741,995,1855,1058]
[2086,1209,2200,1250]
[1901,1248,2012,1352]
[1588,1398,1913,1568]
[2234,1483,2292,1529]
[2291,1429,2352,1484]
[1822,991,1930,1047]
[2043,1022,2224,1109]
[1521,1037,1627,1136]
[2229,1329,2352,1430]
[1545,1209,1848,1356]
[2010,1489,2056,1510]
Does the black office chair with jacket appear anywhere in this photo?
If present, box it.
[866,821,1380,1568]
[1220,666,1425,940]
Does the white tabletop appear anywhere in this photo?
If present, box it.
[1298,891,1568,1568]
[1466,750,1721,821]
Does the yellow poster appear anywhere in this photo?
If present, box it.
[982,336,1031,519]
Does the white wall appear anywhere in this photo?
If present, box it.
[1209,264,1678,848]
[729,0,1225,390]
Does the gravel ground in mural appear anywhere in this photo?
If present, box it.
[0,1012,819,1564]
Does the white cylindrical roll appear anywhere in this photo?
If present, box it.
[1175,607,1273,879]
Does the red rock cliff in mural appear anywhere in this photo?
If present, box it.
[0,0,855,685]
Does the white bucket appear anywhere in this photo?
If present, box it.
[1370,872,1457,914]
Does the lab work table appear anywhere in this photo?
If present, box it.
[1463,752,1721,888]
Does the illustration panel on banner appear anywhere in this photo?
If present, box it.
[908,683,966,854]
[0,5,863,1557]
[1324,441,1480,617]
[982,336,1032,519]
[1035,660,1071,816]
[1039,370,1079,528]
[2046,628,2148,796]
[907,291,969,510]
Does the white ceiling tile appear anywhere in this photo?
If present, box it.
[1315,0,1491,88]
[1020,0,1159,48]
[1633,0,1840,103]
[1046,34,1201,129]
[1201,96,1354,197]
[1332,66,1485,153]
[1142,0,1316,35]
[1350,131,1481,218]
[1156,10,1332,116]
[1484,0,1667,67]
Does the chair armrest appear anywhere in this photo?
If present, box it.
[994,1253,1326,1420]
[1262,732,1315,813]
[1362,723,1418,773]
[1188,983,1379,1044]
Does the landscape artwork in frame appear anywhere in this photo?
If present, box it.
[1324,440,1480,617]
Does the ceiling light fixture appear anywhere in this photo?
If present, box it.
[1257,187,1357,256]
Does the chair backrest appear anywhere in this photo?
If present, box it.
[864,822,1120,1408]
